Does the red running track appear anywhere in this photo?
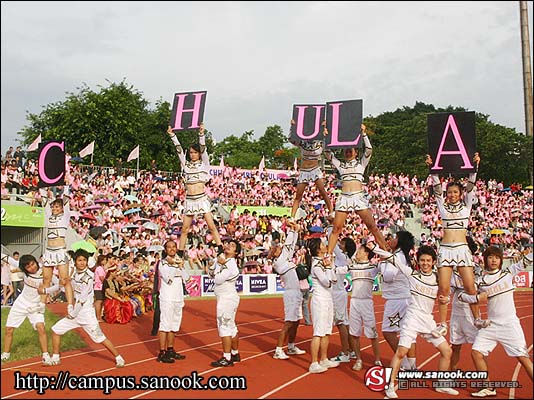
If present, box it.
[1,291,532,399]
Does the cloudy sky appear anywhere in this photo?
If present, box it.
[1,1,533,155]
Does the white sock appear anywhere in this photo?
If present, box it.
[276,346,283,353]
[42,352,50,358]
[223,352,231,361]
[288,343,295,350]
[400,356,411,369]
[408,357,417,369]
[231,349,239,355]
[52,353,60,360]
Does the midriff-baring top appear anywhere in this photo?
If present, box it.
[326,134,372,182]
[430,172,477,230]
[170,132,211,184]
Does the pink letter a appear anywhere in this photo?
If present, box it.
[432,115,474,170]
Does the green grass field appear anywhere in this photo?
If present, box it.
[0,307,87,362]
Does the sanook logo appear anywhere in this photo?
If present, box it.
[364,366,393,392]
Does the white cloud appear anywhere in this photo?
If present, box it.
[1,1,532,155]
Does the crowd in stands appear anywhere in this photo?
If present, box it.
[2,149,533,323]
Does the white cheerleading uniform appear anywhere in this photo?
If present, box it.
[4,257,58,330]
[294,140,324,184]
[170,132,212,216]
[430,173,477,268]
[273,230,302,322]
[310,257,336,337]
[41,188,71,267]
[449,270,477,345]
[212,257,240,338]
[326,134,372,212]
[373,247,445,349]
[349,260,379,338]
[469,261,530,358]
[330,229,350,326]
[379,251,412,333]
[52,268,106,343]
[158,257,189,332]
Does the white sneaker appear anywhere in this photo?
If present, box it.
[41,354,52,366]
[385,386,398,399]
[352,359,363,371]
[436,387,459,395]
[471,388,497,397]
[330,352,350,363]
[273,350,289,360]
[1,352,10,362]
[287,346,306,355]
[319,359,340,369]
[46,355,61,366]
[115,355,125,368]
[308,362,327,373]
[348,351,357,359]
[431,322,448,338]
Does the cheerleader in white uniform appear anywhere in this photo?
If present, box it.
[1,254,59,365]
[324,124,388,256]
[40,186,75,317]
[307,238,340,374]
[288,119,333,219]
[425,152,489,337]
[458,246,533,397]
[49,249,125,368]
[167,123,223,258]
[271,221,307,359]
[371,244,459,399]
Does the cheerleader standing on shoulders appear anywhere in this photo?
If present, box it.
[425,152,490,337]
[288,119,334,220]
[40,185,75,318]
[167,123,223,259]
[324,123,389,256]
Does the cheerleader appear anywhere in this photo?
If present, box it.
[459,246,533,396]
[49,249,125,368]
[288,119,333,220]
[425,152,489,337]
[156,240,188,363]
[307,238,339,373]
[167,123,223,258]
[1,254,58,365]
[372,245,459,398]
[208,239,241,367]
[324,123,388,257]
[40,186,74,317]
[270,221,307,360]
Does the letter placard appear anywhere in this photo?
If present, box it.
[325,99,363,149]
[427,112,476,174]
[169,90,207,132]
[290,104,326,143]
[38,141,65,188]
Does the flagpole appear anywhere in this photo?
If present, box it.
[136,154,139,179]
[90,152,94,164]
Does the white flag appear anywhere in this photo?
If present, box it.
[219,154,225,168]
[27,134,41,151]
[293,157,298,171]
[127,145,140,162]
[79,141,95,158]
[258,155,265,172]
